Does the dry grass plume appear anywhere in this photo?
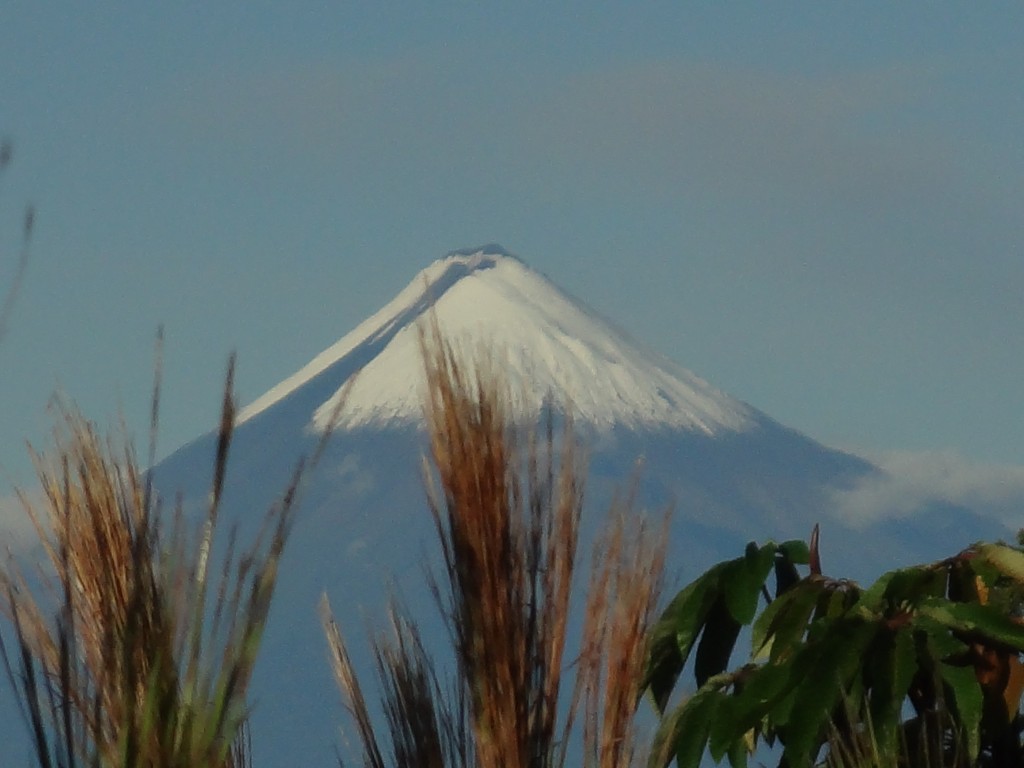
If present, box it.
[322,323,668,768]
[0,359,298,768]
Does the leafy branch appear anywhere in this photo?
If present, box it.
[644,529,1024,767]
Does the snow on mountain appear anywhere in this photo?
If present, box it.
[133,246,1013,767]
[237,245,755,434]
[2,247,1014,768]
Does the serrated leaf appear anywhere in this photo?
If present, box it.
[772,633,832,730]
[940,661,983,760]
[886,566,947,605]
[646,698,688,768]
[916,614,970,660]
[868,627,917,756]
[782,621,878,766]
[855,569,899,613]
[806,587,854,645]
[707,693,739,762]
[755,580,823,663]
[713,661,795,753]
[752,585,800,657]
[649,689,722,768]
[919,599,1024,650]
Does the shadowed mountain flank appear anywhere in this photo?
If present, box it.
[147,247,1008,768]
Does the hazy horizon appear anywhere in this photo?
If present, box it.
[2,4,1022,529]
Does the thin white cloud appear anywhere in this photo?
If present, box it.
[830,449,1024,529]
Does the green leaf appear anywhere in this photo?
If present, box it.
[940,661,983,760]
[972,560,1002,598]
[868,627,917,756]
[778,539,811,566]
[915,614,970,660]
[707,693,739,762]
[726,737,748,768]
[722,542,776,625]
[855,569,899,613]
[645,563,727,712]
[712,661,795,755]
[782,620,879,767]
[976,543,1024,583]
[814,584,859,626]
[752,579,823,662]
[773,557,801,600]
[649,688,723,768]
[695,596,742,687]
[884,566,947,606]
[919,599,1024,650]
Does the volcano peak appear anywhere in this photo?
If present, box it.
[237,248,757,435]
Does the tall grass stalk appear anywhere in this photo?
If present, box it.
[322,325,667,768]
[824,692,969,768]
[0,360,298,768]
[574,502,667,768]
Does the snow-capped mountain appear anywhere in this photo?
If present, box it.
[237,245,754,434]
[145,245,1008,767]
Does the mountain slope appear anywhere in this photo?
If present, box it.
[237,245,755,434]
[147,245,1007,767]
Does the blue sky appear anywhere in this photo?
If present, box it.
[1,3,1023,504]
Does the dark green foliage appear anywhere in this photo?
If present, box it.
[643,536,1024,768]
